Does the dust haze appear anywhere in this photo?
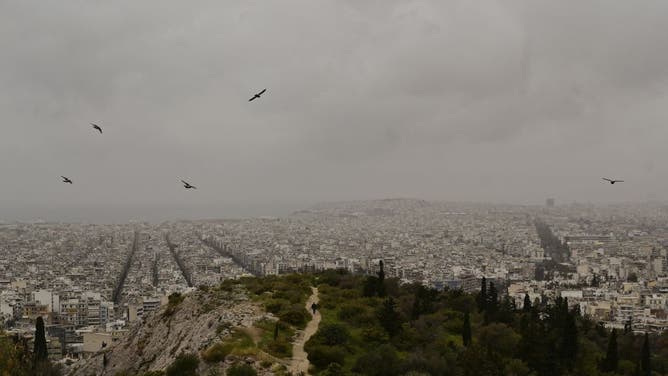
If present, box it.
[2,0,668,222]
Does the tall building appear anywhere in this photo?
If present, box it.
[546,198,555,207]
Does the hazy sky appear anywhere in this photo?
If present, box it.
[2,0,668,222]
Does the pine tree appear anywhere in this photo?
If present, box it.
[33,316,48,362]
[523,293,532,313]
[462,311,472,347]
[641,333,651,376]
[601,329,618,372]
[477,277,487,313]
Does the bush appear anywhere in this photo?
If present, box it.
[306,345,346,369]
[353,345,400,376]
[338,302,374,326]
[314,323,349,346]
[278,305,308,327]
[202,342,231,363]
[166,353,199,376]
[164,293,185,317]
[320,362,347,376]
[226,363,257,376]
[264,299,289,315]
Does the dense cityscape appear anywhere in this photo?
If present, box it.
[2,198,668,368]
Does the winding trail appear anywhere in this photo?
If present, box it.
[289,287,320,375]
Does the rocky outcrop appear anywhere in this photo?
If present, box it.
[70,287,266,376]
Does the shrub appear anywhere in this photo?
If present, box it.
[353,345,400,376]
[278,305,308,327]
[306,345,346,369]
[226,363,257,376]
[264,299,289,315]
[164,293,185,317]
[314,323,349,346]
[166,353,199,376]
[202,342,231,363]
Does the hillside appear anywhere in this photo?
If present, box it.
[56,270,668,376]
[69,275,314,376]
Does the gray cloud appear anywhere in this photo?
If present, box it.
[1,0,668,222]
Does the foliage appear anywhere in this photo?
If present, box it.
[165,353,199,376]
[302,270,668,376]
[163,293,185,317]
[462,311,472,346]
[202,342,231,363]
[226,363,257,376]
[0,332,61,376]
[34,317,48,362]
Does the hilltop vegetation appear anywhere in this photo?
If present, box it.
[306,269,668,376]
[10,271,668,376]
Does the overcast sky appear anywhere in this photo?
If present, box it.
[2,0,668,222]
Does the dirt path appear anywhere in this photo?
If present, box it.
[288,287,320,375]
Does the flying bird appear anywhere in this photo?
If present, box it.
[602,178,624,184]
[181,180,197,189]
[91,123,102,134]
[61,176,73,184]
[248,88,267,102]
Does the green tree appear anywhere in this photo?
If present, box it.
[34,317,48,363]
[315,323,349,346]
[378,297,401,337]
[523,294,531,313]
[377,260,386,297]
[477,277,487,313]
[273,321,279,341]
[485,282,498,323]
[641,333,651,376]
[463,311,472,347]
[363,276,380,297]
[601,329,618,373]
[560,313,578,369]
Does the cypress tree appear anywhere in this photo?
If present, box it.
[411,289,422,320]
[523,293,532,312]
[273,321,279,341]
[477,277,487,313]
[560,313,578,368]
[33,316,48,362]
[378,297,401,337]
[601,329,618,372]
[377,260,386,297]
[641,333,651,376]
[487,282,498,311]
[462,311,472,347]
[625,317,633,334]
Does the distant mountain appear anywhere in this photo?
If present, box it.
[292,198,431,218]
